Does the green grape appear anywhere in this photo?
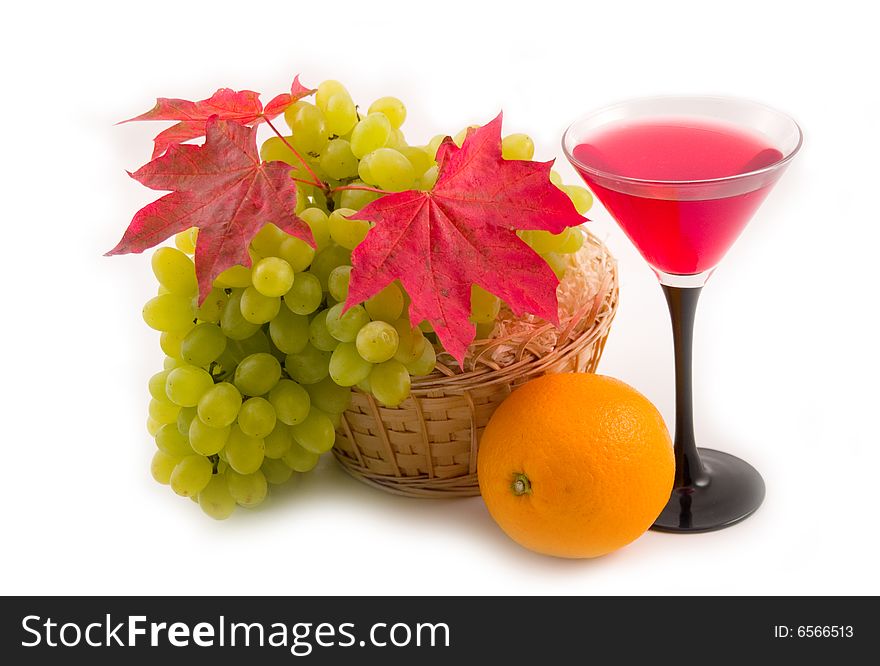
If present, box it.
[453,125,479,147]
[181,323,227,367]
[149,370,172,401]
[328,208,372,250]
[386,128,407,150]
[189,417,229,456]
[220,290,261,340]
[215,265,252,289]
[285,344,332,385]
[252,257,294,297]
[469,285,501,324]
[251,223,286,257]
[285,101,328,154]
[338,180,381,210]
[367,96,406,129]
[392,319,427,364]
[543,252,568,279]
[321,139,358,180]
[305,377,352,414]
[264,422,293,459]
[149,397,181,424]
[323,96,359,140]
[329,342,373,387]
[299,208,331,251]
[195,288,228,323]
[268,379,311,425]
[150,450,180,485]
[405,341,437,376]
[325,302,370,342]
[370,360,412,407]
[225,329,271,363]
[355,375,372,393]
[418,165,439,190]
[357,153,377,185]
[197,382,242,427]
[309,310,340,351]
[177,405,198,436]
[143,293,195,332]
[226,469,268,508]
[240,286,281,325]
[268,338,288,365]
[155,423,193,457]
[238,397,277,438]
[356,320,399,363]
[268,306,309,354]
[519,229,566,254]
[315,79,349,110]
[365,282,405,322]
[163,356,186,370]
[328,265,352,302]
[350,113,392,159]
[558,227,585,254]
[234,353,281,396]
[311,406,342,429]
[169,455,213,497]
[399,146,432,177]
[259,135,298,165]
[366,148,415,192]
[418,320,434,333]
[426,134,447,159]
[283,271,323,315]
[261,457,294,485]
[160,330,185,358]
[198,473,236,520]
[165,365,214,407]
[291,410,336,454]
[224,425,265,475]
[152,247,197,295]
[174,228,198,254]
[282,441,320,473]
[501,133,535,160]
[277,237,315,273]
[562,185,594,214]
[549,170,563,186]
[475,321,496,339]
[310,244,351,290]
[147,416,163,437]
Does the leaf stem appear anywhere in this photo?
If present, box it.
[264,118,325,190]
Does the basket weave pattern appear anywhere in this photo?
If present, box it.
[333,231,619,497]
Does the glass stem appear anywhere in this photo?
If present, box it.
[662,284,708,489]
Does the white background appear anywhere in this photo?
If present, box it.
[2,0,878,596]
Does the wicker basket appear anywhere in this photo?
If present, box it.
[333,230,619,498]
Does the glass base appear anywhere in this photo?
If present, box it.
[654,268,714,288]
[651,448,765,533]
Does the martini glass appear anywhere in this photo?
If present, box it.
[563,97,802,532]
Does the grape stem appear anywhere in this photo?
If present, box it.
[290,176,323,188]
[263,118,325,190]
[330,184,392,196]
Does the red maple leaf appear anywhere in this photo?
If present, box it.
[106,118,313,302]
[123,76,314,158]
[345,113,585,365]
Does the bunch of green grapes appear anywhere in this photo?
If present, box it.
[143,241,341,520]
[141,80,594,519]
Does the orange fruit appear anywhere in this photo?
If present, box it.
[478,373,674,558]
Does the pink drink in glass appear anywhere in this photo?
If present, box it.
[572,118,783,275]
